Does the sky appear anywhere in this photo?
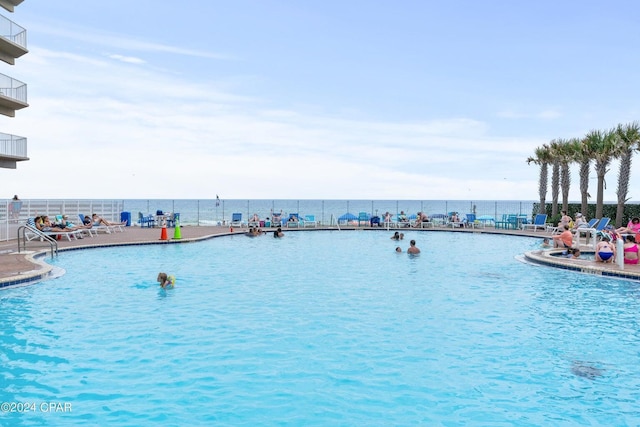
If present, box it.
[2,0,640,201]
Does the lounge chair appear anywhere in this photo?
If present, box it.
[270,212,282,228]
[25,218,85,241]
[465,213,481,228]
[521,214,548,232]
[383,215,396,229]
[576,217,610,247]
[357,212,370,227]
[286,213,300,228]
[303,215,318,228]
[84,214,124,233]
[230,213,244,228]
[247,214,261,228]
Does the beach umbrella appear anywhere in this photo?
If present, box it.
[338,213,357,221]
[407,214,417,220]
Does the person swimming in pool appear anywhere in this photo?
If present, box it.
[564,247,581,259]
[595,234,616,263]
[157,272,175,289]
[407,239,420,254]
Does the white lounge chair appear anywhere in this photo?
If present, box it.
[303,215,318,227]
[521,214,548,232]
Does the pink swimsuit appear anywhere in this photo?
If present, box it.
[624,244,639,264]
[627,221,640,233]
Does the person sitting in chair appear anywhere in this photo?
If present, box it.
[398,211,409,227]
[414,212,429,227]
[615,217,640,235]
[271,209,282,225]
[36,216,68,233]
[552,225,573,249]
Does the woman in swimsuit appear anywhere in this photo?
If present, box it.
[557,211,572,228]
[595,234,616,263]
[616,217,640,235]
[37,216,68,233]
[623,235,639,265]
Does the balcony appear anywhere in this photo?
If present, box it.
[0,132,27,168]
[0,72,26,117]
[0,0,23,13]
[0,14,26,65]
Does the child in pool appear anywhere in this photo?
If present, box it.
[157,272,175,289]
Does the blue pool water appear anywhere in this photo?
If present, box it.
[2,231,640,426]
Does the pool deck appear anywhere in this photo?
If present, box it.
[1,224,639,287]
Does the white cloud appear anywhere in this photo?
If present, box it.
[28,21,233,60]
[1,41,550,200]
[108,54,146,65]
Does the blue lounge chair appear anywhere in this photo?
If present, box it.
[465,213,480,228]
[521,214,548,232]
[357,212,370,227]
[230,213,243,228]
[304,215,318,228]
[286,213,301,228]
[577,217,610,247]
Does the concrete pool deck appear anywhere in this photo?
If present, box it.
[1,224,640,287]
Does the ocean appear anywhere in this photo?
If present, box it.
[119,199,537,226]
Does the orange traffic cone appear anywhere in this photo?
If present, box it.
[160,224,168,240]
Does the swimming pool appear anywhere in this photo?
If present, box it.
[1,231,640,426]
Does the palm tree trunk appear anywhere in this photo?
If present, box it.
[579,160,589,218]
[551,163,559,217]
[561,163,570,213]
[538,163,548,214]
[596,170,606,219]
[615,149,632,227]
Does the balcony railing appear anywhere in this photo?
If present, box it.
[0,72,26,116]
[0,14,25,47]
[0,131,26,157]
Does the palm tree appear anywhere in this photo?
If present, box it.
[527,145,552,215]
[585,129,619,219]
[571,137,592,217]
[614,121,640,227]
[551,139,575,214]
[548,140,561,217]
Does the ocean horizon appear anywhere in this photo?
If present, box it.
[119,198,538,226]
[9,197,632,228]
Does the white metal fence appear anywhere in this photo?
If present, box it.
[1,199,123,241]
